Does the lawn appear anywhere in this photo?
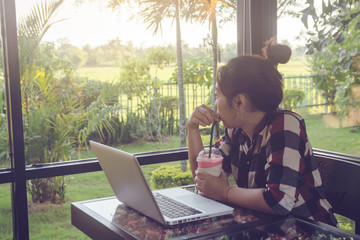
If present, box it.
[78,59,310,83]
[77,66,121,82]
[78,64,176,83]
[278,58,311,76]
[1,114,359,239]
[305,114,360,156]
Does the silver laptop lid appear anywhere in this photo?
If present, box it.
[90,140,166,225]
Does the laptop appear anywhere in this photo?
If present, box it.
[90,140,234,226]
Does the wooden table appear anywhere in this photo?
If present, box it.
[71,187,360,240]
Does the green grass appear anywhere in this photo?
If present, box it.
[78,59,311,83]
[305,114,360,156]
[1,114,359,239]
[78,65,175,83]
[151,64,176,82]
[77,66,121,82]
[0,184,12,240]
[278,58,311,76]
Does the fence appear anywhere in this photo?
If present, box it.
[118,75,325,120]
[283,75,325,110]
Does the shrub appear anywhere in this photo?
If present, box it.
[81,79,111,108]
[150,165,193,189]
[282,89,305,110]
[27,176,69,204]
[160,96,178,136]
[309,11,360,115]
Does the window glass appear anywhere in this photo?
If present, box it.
[27,177,92,239]
[14,1,359,167]
[0,7,13,239]
[0,13,9,170]
[15,0,236,237]
[26,163,183,239]
[15,0,238,165]
[277,3,360,158]
[0,183,12,239]
[11,0,359,238]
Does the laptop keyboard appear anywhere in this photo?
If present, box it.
[154,193,202,219]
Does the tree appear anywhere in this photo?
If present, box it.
[17,0,125,203]
[301,0,360,54]
[17,0,74,203]
[87,0,188,170]
[118,46,175,141]
[215,0,303,20]
[302,1,360,118]
[171,56,213,107]
[146,46,174,140]
[146,46,175,76]
[142,0,188,170]
[57,39,88,68]
[185,0,229,140]
[174,1,187,169]
[277,0,304,18]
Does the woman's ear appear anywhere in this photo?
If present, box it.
[232,94,246,111]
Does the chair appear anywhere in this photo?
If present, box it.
[315,154,360,235]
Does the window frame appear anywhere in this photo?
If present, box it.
[1,0,359,239]
[1,0,29,239]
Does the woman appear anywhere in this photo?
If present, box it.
[186,39,338,226]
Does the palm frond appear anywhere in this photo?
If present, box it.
[18,0,65,75]
[186,0,229,29]
[81,80,125,143]
[138,0,173,35]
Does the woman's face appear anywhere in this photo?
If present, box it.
[215,84,238,128]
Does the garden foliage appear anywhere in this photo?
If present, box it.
[0,1,177,203]
[150,165,193,189]
[304,1,360,116]
[171,56,213,106]
[282,89,305,110]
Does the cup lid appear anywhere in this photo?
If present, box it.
[198,148,221,157]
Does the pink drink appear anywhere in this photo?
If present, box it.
[196,149,223,177]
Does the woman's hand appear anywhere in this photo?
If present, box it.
[187,104,220,129]
[194,169,230,202]
[187,104,220,181]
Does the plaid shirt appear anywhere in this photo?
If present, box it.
[216,110,338,226]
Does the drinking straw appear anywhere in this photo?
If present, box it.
[208,122,217,158]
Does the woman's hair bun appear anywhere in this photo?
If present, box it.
[262,37,292,65]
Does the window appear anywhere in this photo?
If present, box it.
[1,1,359,239]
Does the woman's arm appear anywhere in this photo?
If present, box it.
[227,187,276,214]
[187,104,220,179]
[195,170,276,215]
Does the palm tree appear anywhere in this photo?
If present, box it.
[18,0,65,126]
[103,0,188,170]
[140,0,187,171]
[186,0,228,139]
[18,0,125,203]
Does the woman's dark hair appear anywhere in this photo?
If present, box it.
[217,38,291,113]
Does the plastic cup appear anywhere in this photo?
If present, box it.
[196,148,223,177]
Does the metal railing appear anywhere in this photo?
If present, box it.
[1,147,359,184]
[117,75,325,120]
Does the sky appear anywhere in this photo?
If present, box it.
[15,0,307,49]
